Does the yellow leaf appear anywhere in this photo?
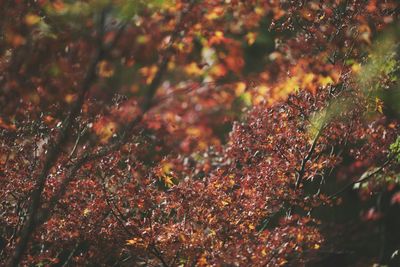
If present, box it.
[221,197,231,206]
[162,163,173,174]
[126,238,141,246]
[318,76,334,87]
[25,14,40,26]
[93,119,117,144]
[184,62,203,76]
[302,73,315,88]
[209,229,216,236]
[205,7,224,20]
[98,60,114,78]
[179,234,186,242]
[126,239,136,245]
[359,24,372,45]
[197,254,208,266]
[163,175,175,187]
[136,35,150,44]
[140,65,158,84]
[83,208,90,216]
[209,31,225,45]
[297,233,304,242]
[245,32,257,45]
[221,200,229,206]
[351,63,362,74]
[281,76,300,96]
[64,93,76,104]
[186,127,202,137]
[261,248,267,256]
[279,259,288,266]
[235,82,247,96]
[209,64,226,77]
[214,31,224,39]
[240,92,252,106]
[255,7,264,15]
[375,97,383,114]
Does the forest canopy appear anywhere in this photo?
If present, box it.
[1,0,400,266]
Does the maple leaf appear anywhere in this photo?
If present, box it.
[97,60,115,78]
[25,14,41,26]
[2,1,400,266]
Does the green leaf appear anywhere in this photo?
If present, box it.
[390,136,400,162]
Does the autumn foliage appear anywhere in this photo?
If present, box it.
[1,0,400,266]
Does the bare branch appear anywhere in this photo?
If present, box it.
[328,158,393,200]
[295,125,324,189]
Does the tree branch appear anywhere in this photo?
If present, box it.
[328,158,393,200]
[40,0,196,222]
[6,9,108,267]
[295,125,324,189]
[8,2,197,265]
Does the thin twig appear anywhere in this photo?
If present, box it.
[60,241,80,267]
[150,243,170,267]
[295,125,324,189]
[328,158,393,200]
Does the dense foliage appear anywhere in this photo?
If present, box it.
[1,0,400,266]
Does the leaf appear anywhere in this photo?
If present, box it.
[390,136,400,162]
[25,14,41,26]
[83,208,91,216]
[98,61,115,78]
[375,97,384,114]
[126,238,140,246]
[0,118,16,131]
[162,175,175,188]
[391,192,400,205]
[197,254,208,266]
[93,118,117,143]
[184,62,204,76]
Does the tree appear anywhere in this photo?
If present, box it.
[1,0,400,266]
